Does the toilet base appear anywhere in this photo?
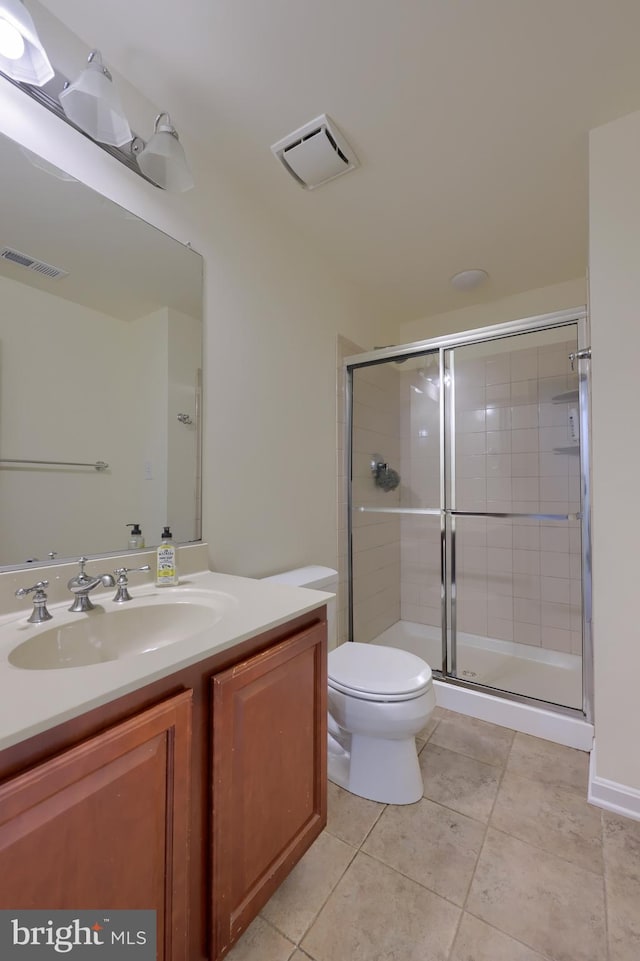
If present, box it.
[328,732,424,805]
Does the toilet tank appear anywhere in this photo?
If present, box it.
[262,566,338,650]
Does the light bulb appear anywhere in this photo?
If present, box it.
[0,17,25,59]
[0,0,53,85]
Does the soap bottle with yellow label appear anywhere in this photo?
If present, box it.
[156,526,178,587]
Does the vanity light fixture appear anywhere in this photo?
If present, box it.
[0,27,193,191]
[59,49,132,147]
[0,0,53,86]
[134,112,194,193]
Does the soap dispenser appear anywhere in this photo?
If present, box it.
[126,523,145,549]
[156,526,178,587]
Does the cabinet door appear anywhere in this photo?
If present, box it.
[0,690,192,961]
[211,621,327,958]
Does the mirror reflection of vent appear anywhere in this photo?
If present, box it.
[271,114,359,189]
[0,247,68,280]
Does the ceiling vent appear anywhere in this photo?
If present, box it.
[0,246,68,280]
[271,114,359,189]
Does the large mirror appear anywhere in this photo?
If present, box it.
[0,131,203,569]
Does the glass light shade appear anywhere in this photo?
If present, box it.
[0,0,54,85]
[0,18,24,59]
[136,114,194,192]
[59,51,132,147]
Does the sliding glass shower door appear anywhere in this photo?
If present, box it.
[350,349,443,670]
[348,311,591,716]
[444,325,585,709]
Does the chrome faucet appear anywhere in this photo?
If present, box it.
[15,580,53,624]
[112,565,151,602]
[67,557,116,612]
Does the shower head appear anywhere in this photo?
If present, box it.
[371,456,401,492]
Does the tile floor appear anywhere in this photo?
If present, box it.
[226,708,640,961]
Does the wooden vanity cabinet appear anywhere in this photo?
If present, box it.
[0,691,192,961]
[0,607,327,961]
[211,621,327,958]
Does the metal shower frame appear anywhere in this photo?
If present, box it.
[345,307,592,722]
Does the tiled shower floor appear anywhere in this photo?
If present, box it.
[226,708,639,961]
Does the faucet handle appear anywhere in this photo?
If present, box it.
[15,579,50,597]
[77,556,89,576]
[113,565,151,577]
[112,565,151,603]
[15,580,53,624]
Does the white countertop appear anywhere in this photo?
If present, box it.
[0,570,332,753]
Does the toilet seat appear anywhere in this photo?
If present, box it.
[328,642,432,702]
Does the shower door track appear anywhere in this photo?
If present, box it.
[346,307,592,724]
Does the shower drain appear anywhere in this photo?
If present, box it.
[461,670,478,678]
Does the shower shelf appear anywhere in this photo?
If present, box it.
[552,389,579,404]
[553,446,580,455]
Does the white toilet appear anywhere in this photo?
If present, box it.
[328,642,435,804]
[262,567,435,805]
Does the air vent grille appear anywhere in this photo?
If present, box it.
[0,247,68,280]
[271,114,359,189]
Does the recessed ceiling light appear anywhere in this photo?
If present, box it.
[450,268,489,291]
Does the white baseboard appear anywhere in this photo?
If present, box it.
[588,742,640,822]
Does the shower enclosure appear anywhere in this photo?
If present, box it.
[346,309,592,722]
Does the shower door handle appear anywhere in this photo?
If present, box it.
[355,507,582,521]
[446,509,582,522]
[569,347,591,371]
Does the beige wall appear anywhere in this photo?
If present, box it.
[589,109,640,793]
[400,278,587,345]
[0,10,392,581]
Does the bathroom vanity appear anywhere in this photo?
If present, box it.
[0,569,329,961]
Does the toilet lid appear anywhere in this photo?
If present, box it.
[328,643,432,700]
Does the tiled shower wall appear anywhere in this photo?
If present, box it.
[399,336,583,656]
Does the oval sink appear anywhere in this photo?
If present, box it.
[8,593,236,670]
